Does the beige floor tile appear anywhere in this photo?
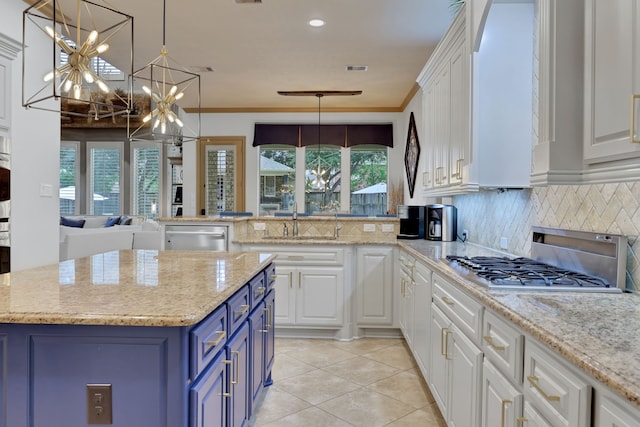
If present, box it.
[318,388,415,427]
[362,343,417,370]
[367,370,431,409]
[271,353,316,381]
[385,407,445,427]
[258,406,353,427]
[328,337,404,355]
[286,342,358,368]
[252,386,311,426]
[275,369,361,405]
[275,338,322,353]
[321,356,400,386]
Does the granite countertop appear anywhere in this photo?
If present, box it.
[234,235,398,245]
[398,239,640,408]
[0,250,275,327]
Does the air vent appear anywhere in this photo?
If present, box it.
[235,0,262,3]
[345,65,368,72]
[190,66,215,73]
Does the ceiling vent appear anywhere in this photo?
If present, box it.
[345,65,368,72]
[190,66,215,73]
[235,0,262,3]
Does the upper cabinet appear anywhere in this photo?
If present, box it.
[417,1,534,196]
[582,0,640,180]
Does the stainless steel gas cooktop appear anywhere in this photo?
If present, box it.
[445,227,627,293]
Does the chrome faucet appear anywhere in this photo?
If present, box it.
[334,213,342,238]
[292,201,299,237]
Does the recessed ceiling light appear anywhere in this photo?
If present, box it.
[309,19,325,27]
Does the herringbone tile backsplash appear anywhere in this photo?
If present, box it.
[453,183,640,291]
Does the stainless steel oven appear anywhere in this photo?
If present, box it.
[0,135,10,274]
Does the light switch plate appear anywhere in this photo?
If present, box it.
[363,224,376,232]
[253,222,266,231]
[381,224,395,233]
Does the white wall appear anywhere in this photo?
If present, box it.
[186,111,407,215]
[3,2,60,270]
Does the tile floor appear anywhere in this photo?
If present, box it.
[251,337,447,427]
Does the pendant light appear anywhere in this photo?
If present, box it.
[22,0,134,120]
[311,93,326,189]
[128,0,201,145]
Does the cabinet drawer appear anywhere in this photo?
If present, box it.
[524,340,591,427]
[249,273,267,311]
[483,310,524,385]
[264,263,276,292]
[274,249,344,266]
[227,285,250,335]
[190,304,228,380]
[432,273,483,343]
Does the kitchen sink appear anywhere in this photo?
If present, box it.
[263,235,337,241]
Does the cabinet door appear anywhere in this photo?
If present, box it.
[227,323,249,427]
[263,289,275,387]
[432,62,451,188]
[429,305,451,417]
[595,395,640,427]
[449,34,468,186]
[296,267,344,326]
[482,359,523,427]
[584,0,640,162]
[273,266,295,326]
[412,261,432,379]
[190,350,228,427]
[356,247,394,326]
[248,303,265,418]
[448,325,483,427]
[521,401,554,427]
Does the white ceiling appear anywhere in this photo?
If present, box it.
[27,0,458,111]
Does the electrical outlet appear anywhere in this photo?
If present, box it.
[463,229,469,240]
[500,236,508,249]
[363,224,376,232]
[381,224,395,233]
[87,384,112,424]
[253,222,266,231]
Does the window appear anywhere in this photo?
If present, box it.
[88,142,122,215]
[59,142,79,215]
[132,144,161,217]
[198,137,246,215]
[259,146,296,214]
[350,146,388,216]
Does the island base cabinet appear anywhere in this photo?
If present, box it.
[227,323,250,427]
[264,289,275,386]
[190,350,228,427]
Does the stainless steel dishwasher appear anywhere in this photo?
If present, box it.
[164,225,228,251]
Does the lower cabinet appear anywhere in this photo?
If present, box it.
[355,246,394,327]
[398,250,416,347]
[190,350,228,427]
[481,359,523,427]
[429,304,483,427]
[595,392,640,427]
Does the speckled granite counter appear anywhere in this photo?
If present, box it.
[0,249,275,327]
[398,239,640,408]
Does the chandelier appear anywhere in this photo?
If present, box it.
[22,0,134,120]
[128,0,200,145]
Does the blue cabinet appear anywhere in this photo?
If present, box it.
[249,301,265,416]
[264,289,275,386]
[190,350,228,427]
[227,323,249,427]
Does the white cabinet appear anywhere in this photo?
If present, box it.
[524,340,591,427]
[398,251,416,347]
[582,0,640,174]
[355,246,394,327]
[481,359,523,427]
[594,391,640,427]
[412,260,432,379]
[273,265,344,327]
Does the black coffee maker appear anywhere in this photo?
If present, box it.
[397,205,425,239]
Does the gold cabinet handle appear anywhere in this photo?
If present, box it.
[483,335,506,351]
[440,327,447,356]
[236,304,249,316]
[527,375,560,402]
[501,399,512,427]
[443,329,452,360]
[268,275,276,284]
[632,94,640,143]
[517,417,528,427]
[205,330,226,348]
[255,286,266,296]
[231,350,240,385]
[441,295,455,306]
[222,358,233,397]
[298,272,302,288]
[287,255,304,261]
[288,272,293,288]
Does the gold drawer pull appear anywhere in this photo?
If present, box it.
[268,275,276,284]
[231,350,240,385]
[287,255,304,261]
[441,296,455,306]
[527,375,560,401]
[443,329,452,360]
[517,417,528,427]
[205,330,226,348]
[483,335,506,351]
[222,358,233,397]
[501,399,511,427]
[236,304,249,316]
[255,286,266,296]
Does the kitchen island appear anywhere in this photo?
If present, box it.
[0,249,276,427]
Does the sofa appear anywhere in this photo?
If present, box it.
[59,215,162,261]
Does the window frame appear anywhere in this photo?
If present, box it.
[130,141,162,217]
[60,141,81,215]
[86,141,124,215]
